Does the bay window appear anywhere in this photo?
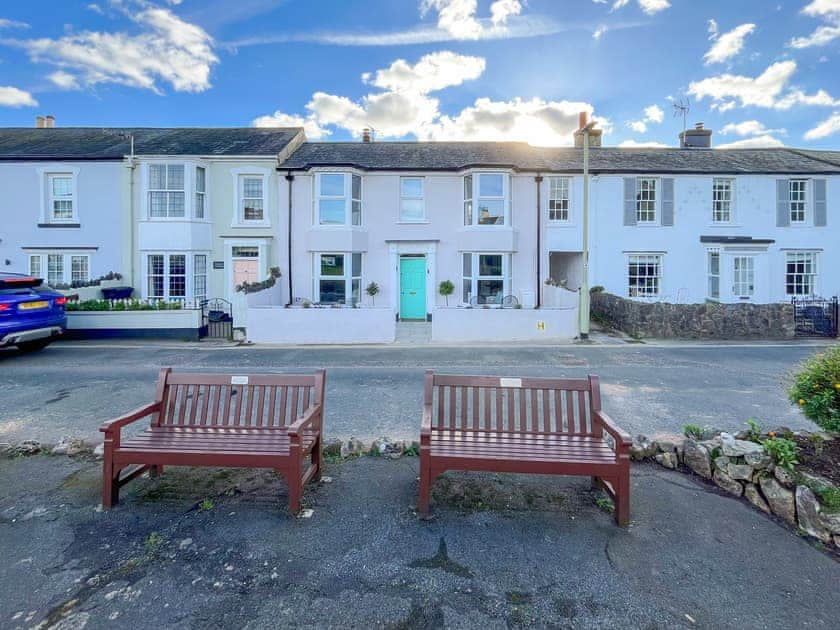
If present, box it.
[194,254,207,302]
[146,253,187,300]
[317,173,362,226]
[314,253,362,305]
[462,253,511,305]
[464,172,509,226]
[148,164,185,218]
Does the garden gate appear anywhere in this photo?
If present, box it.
[200,298,233,340]
[792,297,838,338]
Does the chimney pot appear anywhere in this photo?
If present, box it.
[680,123,713,149]
[36,116,45,128]
[695,122,704,130]
[45,115,55,128]
[362,128,372,143]
[578,112,588,130]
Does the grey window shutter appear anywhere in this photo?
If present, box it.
[776,179,790,227]
[814,178,827,227]
[661,178,675,226]
[623,178,637,226]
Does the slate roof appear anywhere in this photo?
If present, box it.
[280,142,840,175]
[0,127,303,160]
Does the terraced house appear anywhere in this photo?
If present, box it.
[1,119,838,342]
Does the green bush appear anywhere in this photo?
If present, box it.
[683,424,704,439]
[762,437,799,471]
[789,347,840,432]
[66,299,182,312]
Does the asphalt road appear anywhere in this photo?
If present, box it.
[0,339,833,446]
[1,455,838,629]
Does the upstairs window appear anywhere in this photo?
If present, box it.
[789,179,807,223]
[463,175,473,225]
[464,173,508,226]
[636,178,657,223]
[148,164,185,218]
[195,166,206,219]
[48,174,75,222]
[785,252,817,296]
[240,175,264,222]
[548,177,570,222]
[712,178,734,223]
[317,173,362,226]
[628,254,661,298]
[400,177,425,221]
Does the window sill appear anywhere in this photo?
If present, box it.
[707,223,742,228]
[397,220,430,225]
[38,223,80,228]
[546,221,576,228]
[230,222,271,229]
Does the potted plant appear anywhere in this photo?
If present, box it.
[438,280,455,306]
[366,282,380,306]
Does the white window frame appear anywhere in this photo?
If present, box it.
[193,254,208,302]
[37,167,80,225]
[147,163,186,219]
[239,175,265,223]
[627,253,662,298]
[195,166,206,220]
[635,178,658,224]
[707,249,720,301]
[785,251,818,296]
[464,171,510,227]
[313,252,362,305]
[145,252,189,301]
[461,253,511,306]
[27,252,91,286]
[28,254,41,278]
[789,179,808,224]
[732,256,755,299]
[399,177,426,222]
[48,174,76,223]
[548,177,571,223]
[315,172,362,227]
[712,178,734,224]
[229,167,270,227]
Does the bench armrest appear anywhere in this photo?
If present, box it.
[100,402,161,434]
[593,409,632,449]
[287,404,322,439]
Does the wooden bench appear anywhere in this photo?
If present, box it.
[418,372,632,526]
[100,368,326,514]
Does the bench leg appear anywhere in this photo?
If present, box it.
[287,473,302,515]
[614,470,631,527]
[311,436,323,483]
[149,465,164,478]
[102,461,121,508]
[417,457,432,516]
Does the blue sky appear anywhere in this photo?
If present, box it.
[0,0,838,148]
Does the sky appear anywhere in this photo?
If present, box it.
[0,0,838,149]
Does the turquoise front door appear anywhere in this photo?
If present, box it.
[399,257,426,320]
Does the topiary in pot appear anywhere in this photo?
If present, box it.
[438,280,455,306]
[365,282,380,306]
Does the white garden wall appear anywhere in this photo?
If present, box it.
[247,307,396,344]
[66,309,203,339]
[431,307,578,343]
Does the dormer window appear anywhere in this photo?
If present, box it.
[317,172,362,226]
[463,172,509,226]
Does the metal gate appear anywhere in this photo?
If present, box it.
[792,297,838,337]
[200,298,233,340]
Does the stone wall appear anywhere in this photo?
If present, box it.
[591,292,795,339]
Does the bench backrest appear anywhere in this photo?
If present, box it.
[426,372,602,436]
[152,368,325,428]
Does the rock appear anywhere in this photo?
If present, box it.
[698,427,721,441]
[340,438,365,458]
[821,512,840,535]
[727,463,754,481]
[179,538,193,550]
[767,426,793,437]
[719,432,763,458]
[713,455,730,471]
[655,452,677,469]
[52,437,86,457]
[744,450,772,470]
[683,440,712,479]
[744,484,771,514]
[835,534,840,549]
[12,440,41,456]
[653,433,685,460]
[759,477,796,525]
[798,471,836,492]
[629,444,648,461]
[713,469,743,497]
[322,438,342,458]
[372,438,405,459]
[93,443,105,459]
[0,443,11,456]
[796,486,832,543]
[734,429,751,441]
[774,466,796,488]
[633,434,657,458]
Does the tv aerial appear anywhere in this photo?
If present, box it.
[673,97,691,137]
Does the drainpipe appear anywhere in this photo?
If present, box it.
[580,125,593,340]
[125,135,136,290]
[284,171,294,305]
[534,174,543,308]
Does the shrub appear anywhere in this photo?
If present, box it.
[789,347,840,432]
[683,424,704,439]
[745,419,763,443]
[438,280,455,306]
[590,286,605,294]
[236,267,281,294]
[762,437,799,471]
[365,282,380,306]
[66,299,182,312]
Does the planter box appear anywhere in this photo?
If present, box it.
[432,307,578,343]
[247,307,396,344]
[61,279,128,302]
[66,309,203,340]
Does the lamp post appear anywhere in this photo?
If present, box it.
[579,121,596,340]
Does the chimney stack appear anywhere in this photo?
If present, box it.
[680,122,712,149]
[574,111,603,148]
[45,115,55,128]
[35,116,45,128]
[362,128,372,143]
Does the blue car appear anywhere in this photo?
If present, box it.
[0,273,66,352]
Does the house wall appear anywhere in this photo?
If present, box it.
[0,160,126,282]
[590,174,840,304]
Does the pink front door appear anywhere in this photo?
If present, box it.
[233,259,259,289]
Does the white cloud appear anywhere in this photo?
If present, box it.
[254,51,603,147]
[707,19,719,39]
[720,120,786,137]
[627,104,664,134]
[618,140,670,148]
[689,61,839,110]
[597,0,671,15]
[593,25,607,39]
[789,0,840,48]
[805,111,840,139]
[490,0,523,26]
[717,135,785,148]
[0,18,29,29]
[419,0,522,40]
[47,70,80,90]
[362,51,485,94]
[7,6,218,94]
[0,85,37,107]
[704,23,755,64]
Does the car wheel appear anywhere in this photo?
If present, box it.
[16,339,51,352]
